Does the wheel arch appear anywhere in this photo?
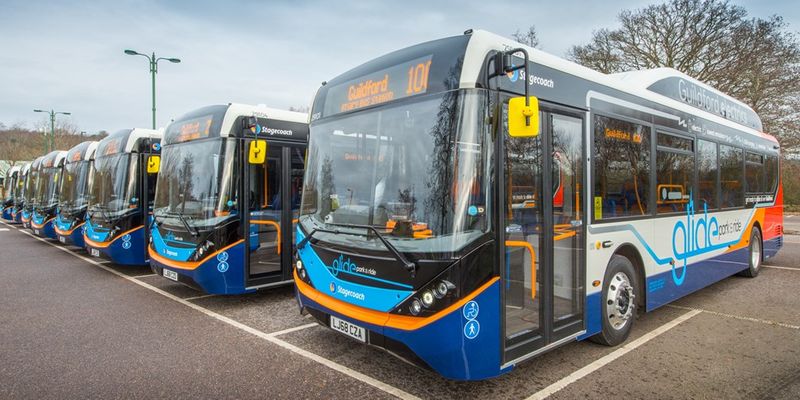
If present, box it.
[612,243,646,310]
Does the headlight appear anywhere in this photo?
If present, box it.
[421,290,435,308]
[409,299,422,316]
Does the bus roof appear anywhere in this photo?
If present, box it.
[41,150,67,169]
[460,29,772,141]
[65,141,99,163]
[97,128,162,156]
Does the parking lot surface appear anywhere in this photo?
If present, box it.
[1,219,798,399]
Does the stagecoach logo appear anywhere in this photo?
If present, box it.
[329,282,336,293]
[670,197,743,286]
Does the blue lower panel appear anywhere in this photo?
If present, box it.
[763,236,782,260]
[297,280,509,381]
[646,247,748,310]
[150,242,250,295]
[32,219,57,239]
[2,207,12,221]
[87,228,148,266]
[579,292,602,340]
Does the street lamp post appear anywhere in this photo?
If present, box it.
[33,109,71,153]
[124,50,181,129]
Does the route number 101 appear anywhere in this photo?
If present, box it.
[406,61,432,95]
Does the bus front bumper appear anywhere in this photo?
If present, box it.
[84,226,147,265]
[294,272,509,381]
[149,241,250,295]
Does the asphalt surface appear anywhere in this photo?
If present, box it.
[1,219,798,399]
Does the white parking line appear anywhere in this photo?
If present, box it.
[526,310,702,400]
[763,265,799,271]
[131,273,157,278]
[267,322,319,337]
[667,304,799,330]
[1,221,420,400]
[0,228,10,231]
[184,293,218,301]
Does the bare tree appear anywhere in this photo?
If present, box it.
[568,0,800,151]
[512,26,540,48]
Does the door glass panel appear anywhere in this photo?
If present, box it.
[290,147,305,258]
[504,106,544,341]
[551,114,584,324]
[249,146,283,276]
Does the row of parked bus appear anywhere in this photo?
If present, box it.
[1,29,784,381]
[2,104,308,295]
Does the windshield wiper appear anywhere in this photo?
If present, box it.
[299,221,416,276]
[159,210,199,237]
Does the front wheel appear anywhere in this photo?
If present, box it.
[590,255,638,346]
[738,228,762,278]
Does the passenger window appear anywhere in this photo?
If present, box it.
[719,145,744,208]
[765,155,779,194]
[656,133,694,214]
[745,152,765,193]
[696,140,718,210]
[592,115,651,220]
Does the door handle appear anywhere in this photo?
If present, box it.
[506,240,536,300]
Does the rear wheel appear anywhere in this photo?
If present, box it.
[590,255,638,346]
[738,228,762,278]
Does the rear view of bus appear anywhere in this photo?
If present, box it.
[20,157,43,229]
[84,128,161,265]
[31,150,67,239]
[11,163,30,223]
[55,141,99,247]
[2,165,22,221]
[149,104,308,294]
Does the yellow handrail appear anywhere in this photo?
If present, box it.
[506,240,536,300]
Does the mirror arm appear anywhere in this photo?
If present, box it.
[503,47,531,126]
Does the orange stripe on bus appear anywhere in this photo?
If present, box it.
[54,222,84,236]
[149,239,245,270]
[84,225,143,249]
[295,271,499,331]
[31,217,54,229]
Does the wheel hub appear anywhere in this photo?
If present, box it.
[606,272,635,330]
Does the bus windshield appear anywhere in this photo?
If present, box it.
[301,88,490,254]
[59,161,92,216]
[15,172,26,204]
[89,153,138,221]
[153,137,237,231]
[25,169,38,207]
[36,166,61,209]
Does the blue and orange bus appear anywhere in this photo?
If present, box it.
[293,30,783,380]
[149,104,308,294]
[10,162,30,224]
[2,164,22,221]
[84,128,162,265]
[55,141,99,247]
[31,150,67,239]
[19,157,42,229]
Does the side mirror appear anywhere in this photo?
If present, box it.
[147,155,161,174]
[249,140,267,164]
[508,96,540,137]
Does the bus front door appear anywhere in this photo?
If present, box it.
[502,102,585,365]
[244,143,305,287]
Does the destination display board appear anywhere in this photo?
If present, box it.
[322,55,433,116]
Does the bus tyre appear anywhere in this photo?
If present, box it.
[738,228,762,278]
[590,255,637,346]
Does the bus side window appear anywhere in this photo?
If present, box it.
[592,115,651,220]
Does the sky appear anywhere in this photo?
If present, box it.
[0,0,797,134]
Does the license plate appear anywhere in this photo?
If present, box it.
[90,248,100,257]
[162,268,178,281]
[58,236,66,243]
[330,315,366,343]
[33,229,39,235]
